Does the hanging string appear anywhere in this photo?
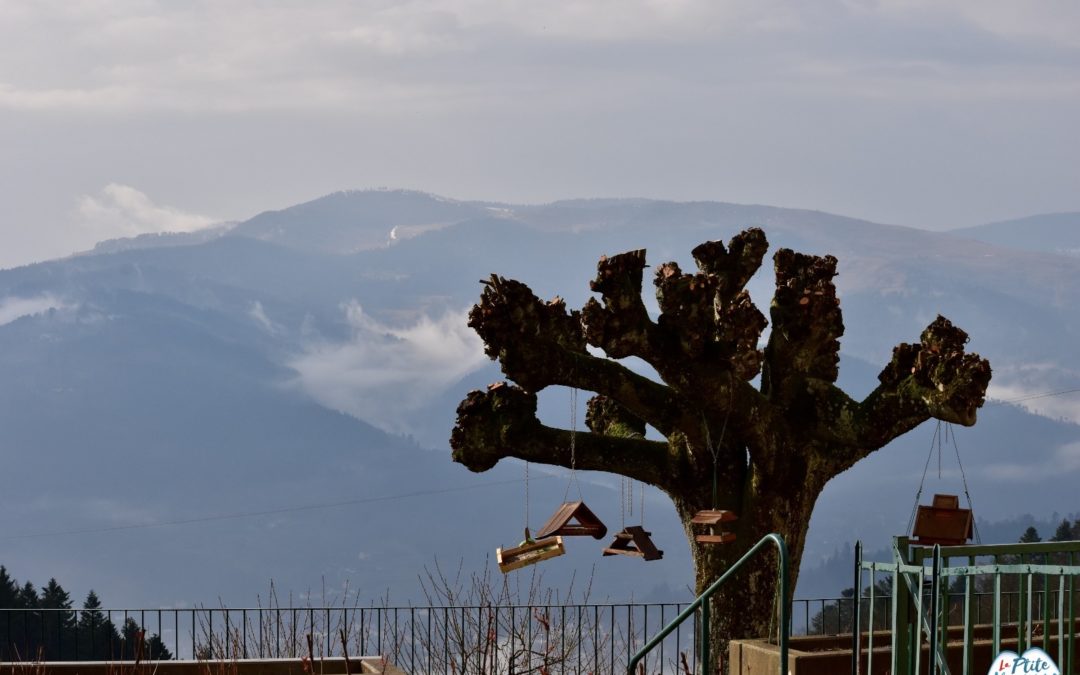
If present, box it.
[524,460,531,539]
[937,424,942,480]
[563,387,583,502]
[640,476,646,527]
[703,386,733,510]
[906,421,942,536]
[947,423,982,544]
[619,476,627,529]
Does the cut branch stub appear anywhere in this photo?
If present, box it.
[581,250,655,360]
[691,227,768,303]
[468,275,586,389]
[651,230,769,379]
[877,315,991,425]
[764,249,844,396]
[654,261,719,359]
[450,383,542,472]
[715,289,768,381]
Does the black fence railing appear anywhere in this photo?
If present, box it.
[6,594,1049,671]
[1,604,704,674]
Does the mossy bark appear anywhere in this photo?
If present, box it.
[450,228,992,672]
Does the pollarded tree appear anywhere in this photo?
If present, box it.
[450,228,992,656]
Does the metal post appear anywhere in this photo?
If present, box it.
[992,572,1001,656]
[868,564,877,675]
[963,556,974,675]
[928,546,940,675]
[852,540,862,675]
[1058,573,1066,672]
[700,597,710,674]
[892,537,912,675]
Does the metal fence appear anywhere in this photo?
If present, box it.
[855,538,1080,675]
[2,596,1020,666]
[791,590,1079,638]
[10,590,1059,671]
[1,603,710,674]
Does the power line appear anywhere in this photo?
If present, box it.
[2,476,546,542]
[998,387,1080,404]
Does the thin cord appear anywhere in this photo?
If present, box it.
[948,423,982,544]
[907,421,941,535]
[1002,387,1080,403]
[704,387,733,510]
[524,460,530,533]
[619,476,626,529]
[563,387,583,503]
[640,477,646,527]
[937,424,942,480]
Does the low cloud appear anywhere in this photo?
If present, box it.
[77,183,215,239]
[289,301,486,434]
[983,441,1080,482]
[249,301,279,335]
[988,367,1080,425]
[0,294,71,326]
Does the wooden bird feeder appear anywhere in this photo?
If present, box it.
[497,531,565,574]
[911,494,973,547]
[602,526,663,561]
[535,501,608,540]
[691,509,737,544]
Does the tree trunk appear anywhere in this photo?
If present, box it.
[672,470,820,674]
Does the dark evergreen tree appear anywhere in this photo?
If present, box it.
[1051,519,1074,542]
[13,581,42,659]
[0,567,17,608]
[1019,526,1041,543]
[17,581,40,608]
[810,587,856,635]
[40,579,77,660]
[78,590,119,660]
[0,566,18,660]
[120,618,143,660]
[116,617,172,661]
[144,632,173,661]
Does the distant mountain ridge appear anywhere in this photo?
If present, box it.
[2,189,1079,607]
[950,212,1080,256]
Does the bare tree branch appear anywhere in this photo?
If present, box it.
[469,274,688,436]
[451,383,679,492]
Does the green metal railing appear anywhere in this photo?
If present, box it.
[854,537,1080,675]
[627,533,789,675]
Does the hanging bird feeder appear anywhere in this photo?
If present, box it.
[911,494,973,547]
[497,529,565,573]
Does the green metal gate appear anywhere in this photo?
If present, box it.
[854,537,1080,675]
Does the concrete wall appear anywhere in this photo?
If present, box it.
[730,623,1078,675]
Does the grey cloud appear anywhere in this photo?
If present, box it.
[0,294,72,326]
[288,302,486,435]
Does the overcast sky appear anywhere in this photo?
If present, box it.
[1,0,1078,269]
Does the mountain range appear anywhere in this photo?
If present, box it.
[1,189,1078,608]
